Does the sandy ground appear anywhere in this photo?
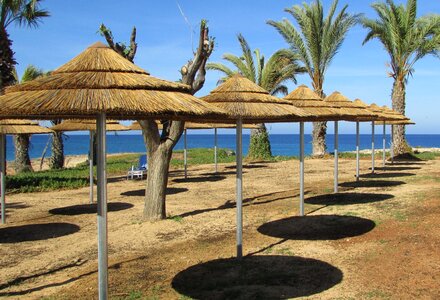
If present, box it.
[0,155,439,299]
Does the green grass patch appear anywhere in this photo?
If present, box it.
[413,151,440,160]
[7,148,296,194]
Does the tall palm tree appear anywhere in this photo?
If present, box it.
[13,65,44,173]
[207,33,306,159]
[268,0,359,156]
[362,0,440,156]
[0,0,49,92]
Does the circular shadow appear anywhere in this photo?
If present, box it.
[49,202,134,216]
[340,180,405,188]
[225,164,268,170]
[0,223,80,243]
[306,193,393,205]
[173,176,226,183]
[172,255,343,299]
[360,172,415,178]
[120,187,188,197]
[258,215,375,240]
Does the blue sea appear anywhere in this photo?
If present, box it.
[4,134,440,161]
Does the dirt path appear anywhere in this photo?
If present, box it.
[0,156,439,299]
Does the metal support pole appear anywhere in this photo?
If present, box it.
[184,129,187,179]
[356,122,360,182]
[236,118,243,258]
[371,121,375,174]
[1,134,6,224]
[382,122,386,168]
[214,128,218,173]
[299,122,304,216]
[334,121,339,193]
[391,125,395,163]
[89,131,94,204]
[97,114,108,300]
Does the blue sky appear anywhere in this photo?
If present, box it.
[7,0,440,135]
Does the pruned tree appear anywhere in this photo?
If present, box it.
[99,20,214,221]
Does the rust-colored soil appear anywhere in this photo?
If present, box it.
[0,156,439,299]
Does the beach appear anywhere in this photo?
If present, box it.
[1,155,439,299]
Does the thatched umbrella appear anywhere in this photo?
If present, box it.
[0,120,53,224]
[201,74,311,258]
[367,103,407,171]
[284,85,343,215]
[0,42,227,299]
[51,120,130,203]
[351,99,386,179]
[325,92,377,192]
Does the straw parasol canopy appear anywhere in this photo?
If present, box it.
[129,121,259,130]
[325,92,377,120]
[283,85,342,121]
[352,99,390,121]
[0,119,53,134]
[51,120,129,131]
[385,119,415,125]
[380,105,409,121]
[200,75,311,123]
[367,104,406,122]
[0,42,227,121]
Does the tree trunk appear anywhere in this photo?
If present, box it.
[391,79,410,155]
[312,121,327,156]
[311,83,327,157]
[141,120,182,220]
[14,134,33,173]
[141,21,214,221]
[247,123,272,160]
[49,131,64,169]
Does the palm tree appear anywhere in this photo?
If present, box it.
[207,33,306,159]
[13,65,44,173]
[0,1,49,92]
[362,0,440,156]
[268,0,359,156]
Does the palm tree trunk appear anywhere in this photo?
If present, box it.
[391,79,410,155]
[247,123,272,160]
[14,134,33,173]
[312,121,327,156]
[312,85,327,157]
[49,131,64,169]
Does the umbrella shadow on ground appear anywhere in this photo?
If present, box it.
[225,164,268,170]
[305,193,393,206]
[339,180,406,188]
[3,202,30,213]
[49,202,134,216]
[175,190,301,219]
[0,223,80,243]
[172,255,343,299]
[360,172,416,178]
[107,176,129,183]
[172,175,226,183]
[376,166,421,171]
[258,215,375,240]
[386,161,425,166]
[200,171,237,176]
[120,187,188,197]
